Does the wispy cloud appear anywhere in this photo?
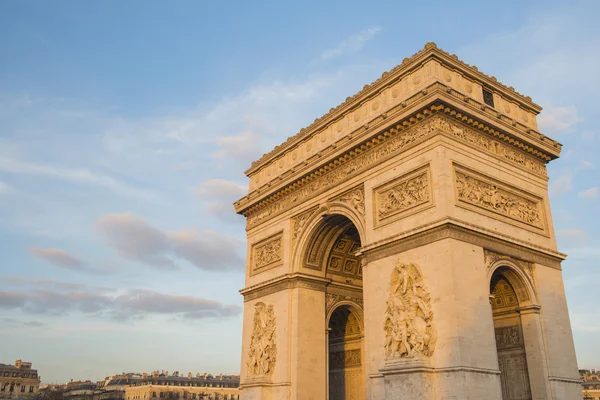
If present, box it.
[95,212,244,271]
[28,247,86,271]
[579,160,594,170]
[549,173,572,197]
[193,179,247,222]
[0,158,157,200]
[578,187,598,199]
[538,106,581,134]
[0,288,241,321]
[0,181,13,195]
[320,27,381,61]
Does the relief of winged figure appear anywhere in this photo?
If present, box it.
[384,262,437,359]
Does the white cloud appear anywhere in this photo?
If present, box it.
[28,247,86,271]
[192,179,247,221]
[95,212,243,271]
[578,187,598,199]
[0,287,241,321]
[538,106,581,134]
[95,212,176,269]
[193,179,247,199]
[549,173,572,197]
[213,131,260,162]
[320,27,381,61]
[579,160,594,170]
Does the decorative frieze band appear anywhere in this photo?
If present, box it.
[454,166,546,232]
[374,165,432,227]
[244,111,546,228]
[251,232,283,275]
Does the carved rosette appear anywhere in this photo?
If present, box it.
[384,262,436,359]
[251,232,283,274]
[247,302,277,377]
[455,167,545,230]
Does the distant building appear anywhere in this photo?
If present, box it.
[64,381,96,400]
[96,372,239,400]
[0,360,41,399]
[582,369,600,399]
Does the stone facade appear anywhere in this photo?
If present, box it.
[235,43,581,399]
[0,360,40,399]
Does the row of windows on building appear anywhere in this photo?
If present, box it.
[0,384,35,393]
[1,372,37,378]
[132,383,235,389]
[128,395,238,400]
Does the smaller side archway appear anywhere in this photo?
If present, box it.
[327,303,365,400]
[488,262,547,400]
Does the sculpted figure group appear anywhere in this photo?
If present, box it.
[384,262,437,359]
[254,238,282,270]
[378,174,429,219]
[456,172,542,228]
[247,302,277,376]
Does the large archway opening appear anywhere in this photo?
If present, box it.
[302,213,365,400]
[490,267,533,400]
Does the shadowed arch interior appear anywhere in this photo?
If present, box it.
[303,215,362,283]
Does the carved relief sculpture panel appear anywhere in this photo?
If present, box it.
[384,262,437,359]
[333,186,366,216]
[454,165,546,232]
[374,165,432,227]
[247,302,277,377]
[251,232,283,275]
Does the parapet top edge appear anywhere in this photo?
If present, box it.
[244,42,543,177]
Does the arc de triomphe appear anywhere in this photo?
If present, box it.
[233,43,581,400]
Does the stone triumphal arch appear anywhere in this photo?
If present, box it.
[234,43,581,399]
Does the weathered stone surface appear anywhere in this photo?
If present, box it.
[236,43,580,400]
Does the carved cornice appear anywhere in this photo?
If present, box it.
[237,107,550,228]
[361,218,564,269]
[240,273,330,302]
[246,42,543,175]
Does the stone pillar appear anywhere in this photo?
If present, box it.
[290,285,327,400]
[519,305,553,400]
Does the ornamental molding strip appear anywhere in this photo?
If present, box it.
[454,165,547,233]
[251,231,283,275]
[241,110,547,228]
[374,164,432,227]
[247,302,277,377]
[484,249,536,289]
[242,43,555,193]
[290,206,319,253]
[326,292,364,313]
[384,262,437,360]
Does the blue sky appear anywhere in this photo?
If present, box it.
[0,0,598,383]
